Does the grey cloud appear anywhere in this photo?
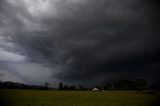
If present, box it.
[0,0,160,85]
[0,60,55,86]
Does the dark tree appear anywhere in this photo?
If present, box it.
[0,81,2,88]
[58,82,63,90]
[69,85,76,90]
[103,83,112,90]
[78,85,84,90]
[135,79,146,90]
[113,79,146,90]
[44,82,50,89]
[113,79,134,90]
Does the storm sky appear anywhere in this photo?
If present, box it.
[0,0,160,86]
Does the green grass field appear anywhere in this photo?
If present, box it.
[0,89,159,106]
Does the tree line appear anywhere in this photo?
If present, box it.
[57,79,146,90]
[0,79,159,90]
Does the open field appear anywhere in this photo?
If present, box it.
[0,89,159,106]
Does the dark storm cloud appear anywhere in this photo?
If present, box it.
[0,0,160,85]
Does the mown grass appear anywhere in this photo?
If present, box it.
[0,89,159,106]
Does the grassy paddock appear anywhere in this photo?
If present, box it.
[0,89,159,106]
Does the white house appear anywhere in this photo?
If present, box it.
[92,88,99,91]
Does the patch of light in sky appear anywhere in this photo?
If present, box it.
[0,48,25,62]
[23,0,55,16]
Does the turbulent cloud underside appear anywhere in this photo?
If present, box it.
[0,0,160,86]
